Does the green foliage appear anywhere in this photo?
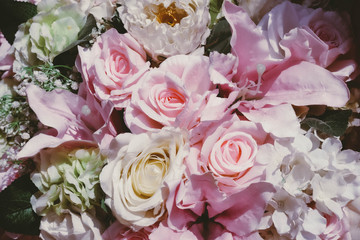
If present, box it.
[105,8,127,34]
[0,174,41,235]
[205,18,232,55]
[0,0,37,44]
[301,109,352,137]
[209,0,224,28]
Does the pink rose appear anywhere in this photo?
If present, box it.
[258,2,356,79]
[216,1,350,139]
[221,1,349,109]
[76,28,149,109]
[125,55,216,133]
[187,114,269,194]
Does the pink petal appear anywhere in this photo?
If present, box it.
[259,61,349,107]
[239,103,300,138]
[208,182,275,237]
[223,1,275,85]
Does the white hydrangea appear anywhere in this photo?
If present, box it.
[117,0,210,61]
[259,132,360,238]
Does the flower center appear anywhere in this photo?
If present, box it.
[154,3,188,27]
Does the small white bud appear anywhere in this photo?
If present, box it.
[21,132,30,140]
[81,105,91,116]
[11,101,20,108]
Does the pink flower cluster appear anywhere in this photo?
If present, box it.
[1,0,358,239]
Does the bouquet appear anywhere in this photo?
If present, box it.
[1,0,360,239]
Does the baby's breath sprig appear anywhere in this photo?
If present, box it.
[0,93,40,187]
[0,94,38,145]
[14,63,82,96]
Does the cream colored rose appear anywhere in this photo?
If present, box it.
[100,127,188,230]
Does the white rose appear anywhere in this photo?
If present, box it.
[100,127,188,230]
[117,0,210,61]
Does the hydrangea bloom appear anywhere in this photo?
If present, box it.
[13,0,87,70]
[30,143,105,215]
[260,132,360,238]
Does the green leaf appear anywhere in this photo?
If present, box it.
[205,17,232,55]
[301,109,352,137]
[0,0,37,44]
[209,0,224,28]
[105,8,127,34]
[53,14,97,66]
[0,174,41,235]
[77,14,97,41]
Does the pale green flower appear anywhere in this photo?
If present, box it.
[13,0,87,71]
[30,146,105,216]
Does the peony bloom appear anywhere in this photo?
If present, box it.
[100,127,188,230]
[13,0,87,71]
[117,0,210,61]
[30,142,105,215]
[77,28,149,109]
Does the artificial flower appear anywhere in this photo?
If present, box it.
[1,0,359,238]
[258,1,356,78]
[13,0,87,71]
[187,114,270,194]
[100,127,188,230]
[124,54,216,133]
[166,173,275,239]
[260,131,360,238]
[17,83,118,159]
[39,209,104,240]
[30,142,105,215]
[215,1,350,139]
[77,28,149,109]
[117,0,210,61]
